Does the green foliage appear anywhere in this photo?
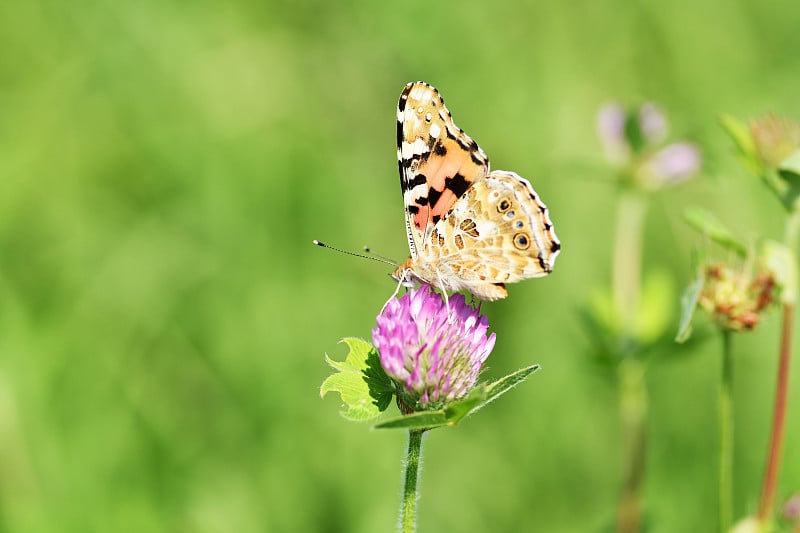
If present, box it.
[719,113,761,175]
[320,338,394,421]
[720,114,800,211]
[683,207,748,257]
[374,365,539,430]
[374,394,485,430]
[321,337,539,430]
[779,150,800,183]
[636,271,677,345]
[624,109,647,153]
[676,277,704,343]
[583,271,676,358]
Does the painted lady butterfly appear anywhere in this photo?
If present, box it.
[393,81,560,301]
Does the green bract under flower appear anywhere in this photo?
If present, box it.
[750,113,800,168]
[372,285,496,410]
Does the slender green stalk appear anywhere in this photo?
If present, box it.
[613,188,649,533]
[719,330,734,533]
[613,190,647,338]
[400,429,424,533]
[617,358,648,533]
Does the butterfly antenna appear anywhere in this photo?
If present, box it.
[362,246,397,265]
[312,240,398,267]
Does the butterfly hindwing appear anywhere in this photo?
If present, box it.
[436,171,560,277]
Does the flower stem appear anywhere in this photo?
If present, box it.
[756,209,800,525]
[400,429,424,533]
[613,190,647,342]
[719,330,734,533]
[757,302,793,525]
[616,358,648,533]
[613,188,648,533]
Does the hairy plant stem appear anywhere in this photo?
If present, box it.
[613,189,648,533]
[757,209,800,525]
[719,330,734,533]
[400,429,424,533]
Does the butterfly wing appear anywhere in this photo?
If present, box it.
[396,81,489,259]
[416,170,561,301]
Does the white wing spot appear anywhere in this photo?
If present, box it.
[409,86,434,105]
[397,109,404,122]
[429,122,441,139]
[401,138,430,159]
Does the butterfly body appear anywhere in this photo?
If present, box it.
[394,81,560,301]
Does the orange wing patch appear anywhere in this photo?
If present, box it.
[411,140,479,230]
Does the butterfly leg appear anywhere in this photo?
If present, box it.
[381,275,406,315]
[432,272,452,316]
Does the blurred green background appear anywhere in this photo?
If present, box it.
[1,0,799,531]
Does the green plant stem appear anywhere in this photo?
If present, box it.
[617,358,648,533]
[719,330,734,533]
[613,190,647,341]
[613,188,648,533]
[400,429,424,533]
[757,302,793,525]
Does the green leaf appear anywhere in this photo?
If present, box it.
[586,288,622,338]
[719,114,756,160]
[375,388,488,430]
[762,240,798,304]
[374,365,540,430]
[683,207,748,257]
[481,364,540,408]
[624,109,646,153]
[718,113,764,177]
[675,277,704,343]
[778,149,800,183]
[635,270,675,344]
[320,338,394,421]
[373,410,452,430]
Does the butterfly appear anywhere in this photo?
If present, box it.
[392,81,560,301]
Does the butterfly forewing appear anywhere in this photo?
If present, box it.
[397,81,489,258]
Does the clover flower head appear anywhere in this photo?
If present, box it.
[372,285,496,409]
[597,101,700,189]
[699,263,776,332]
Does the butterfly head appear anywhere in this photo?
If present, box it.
[391,258,421,288]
